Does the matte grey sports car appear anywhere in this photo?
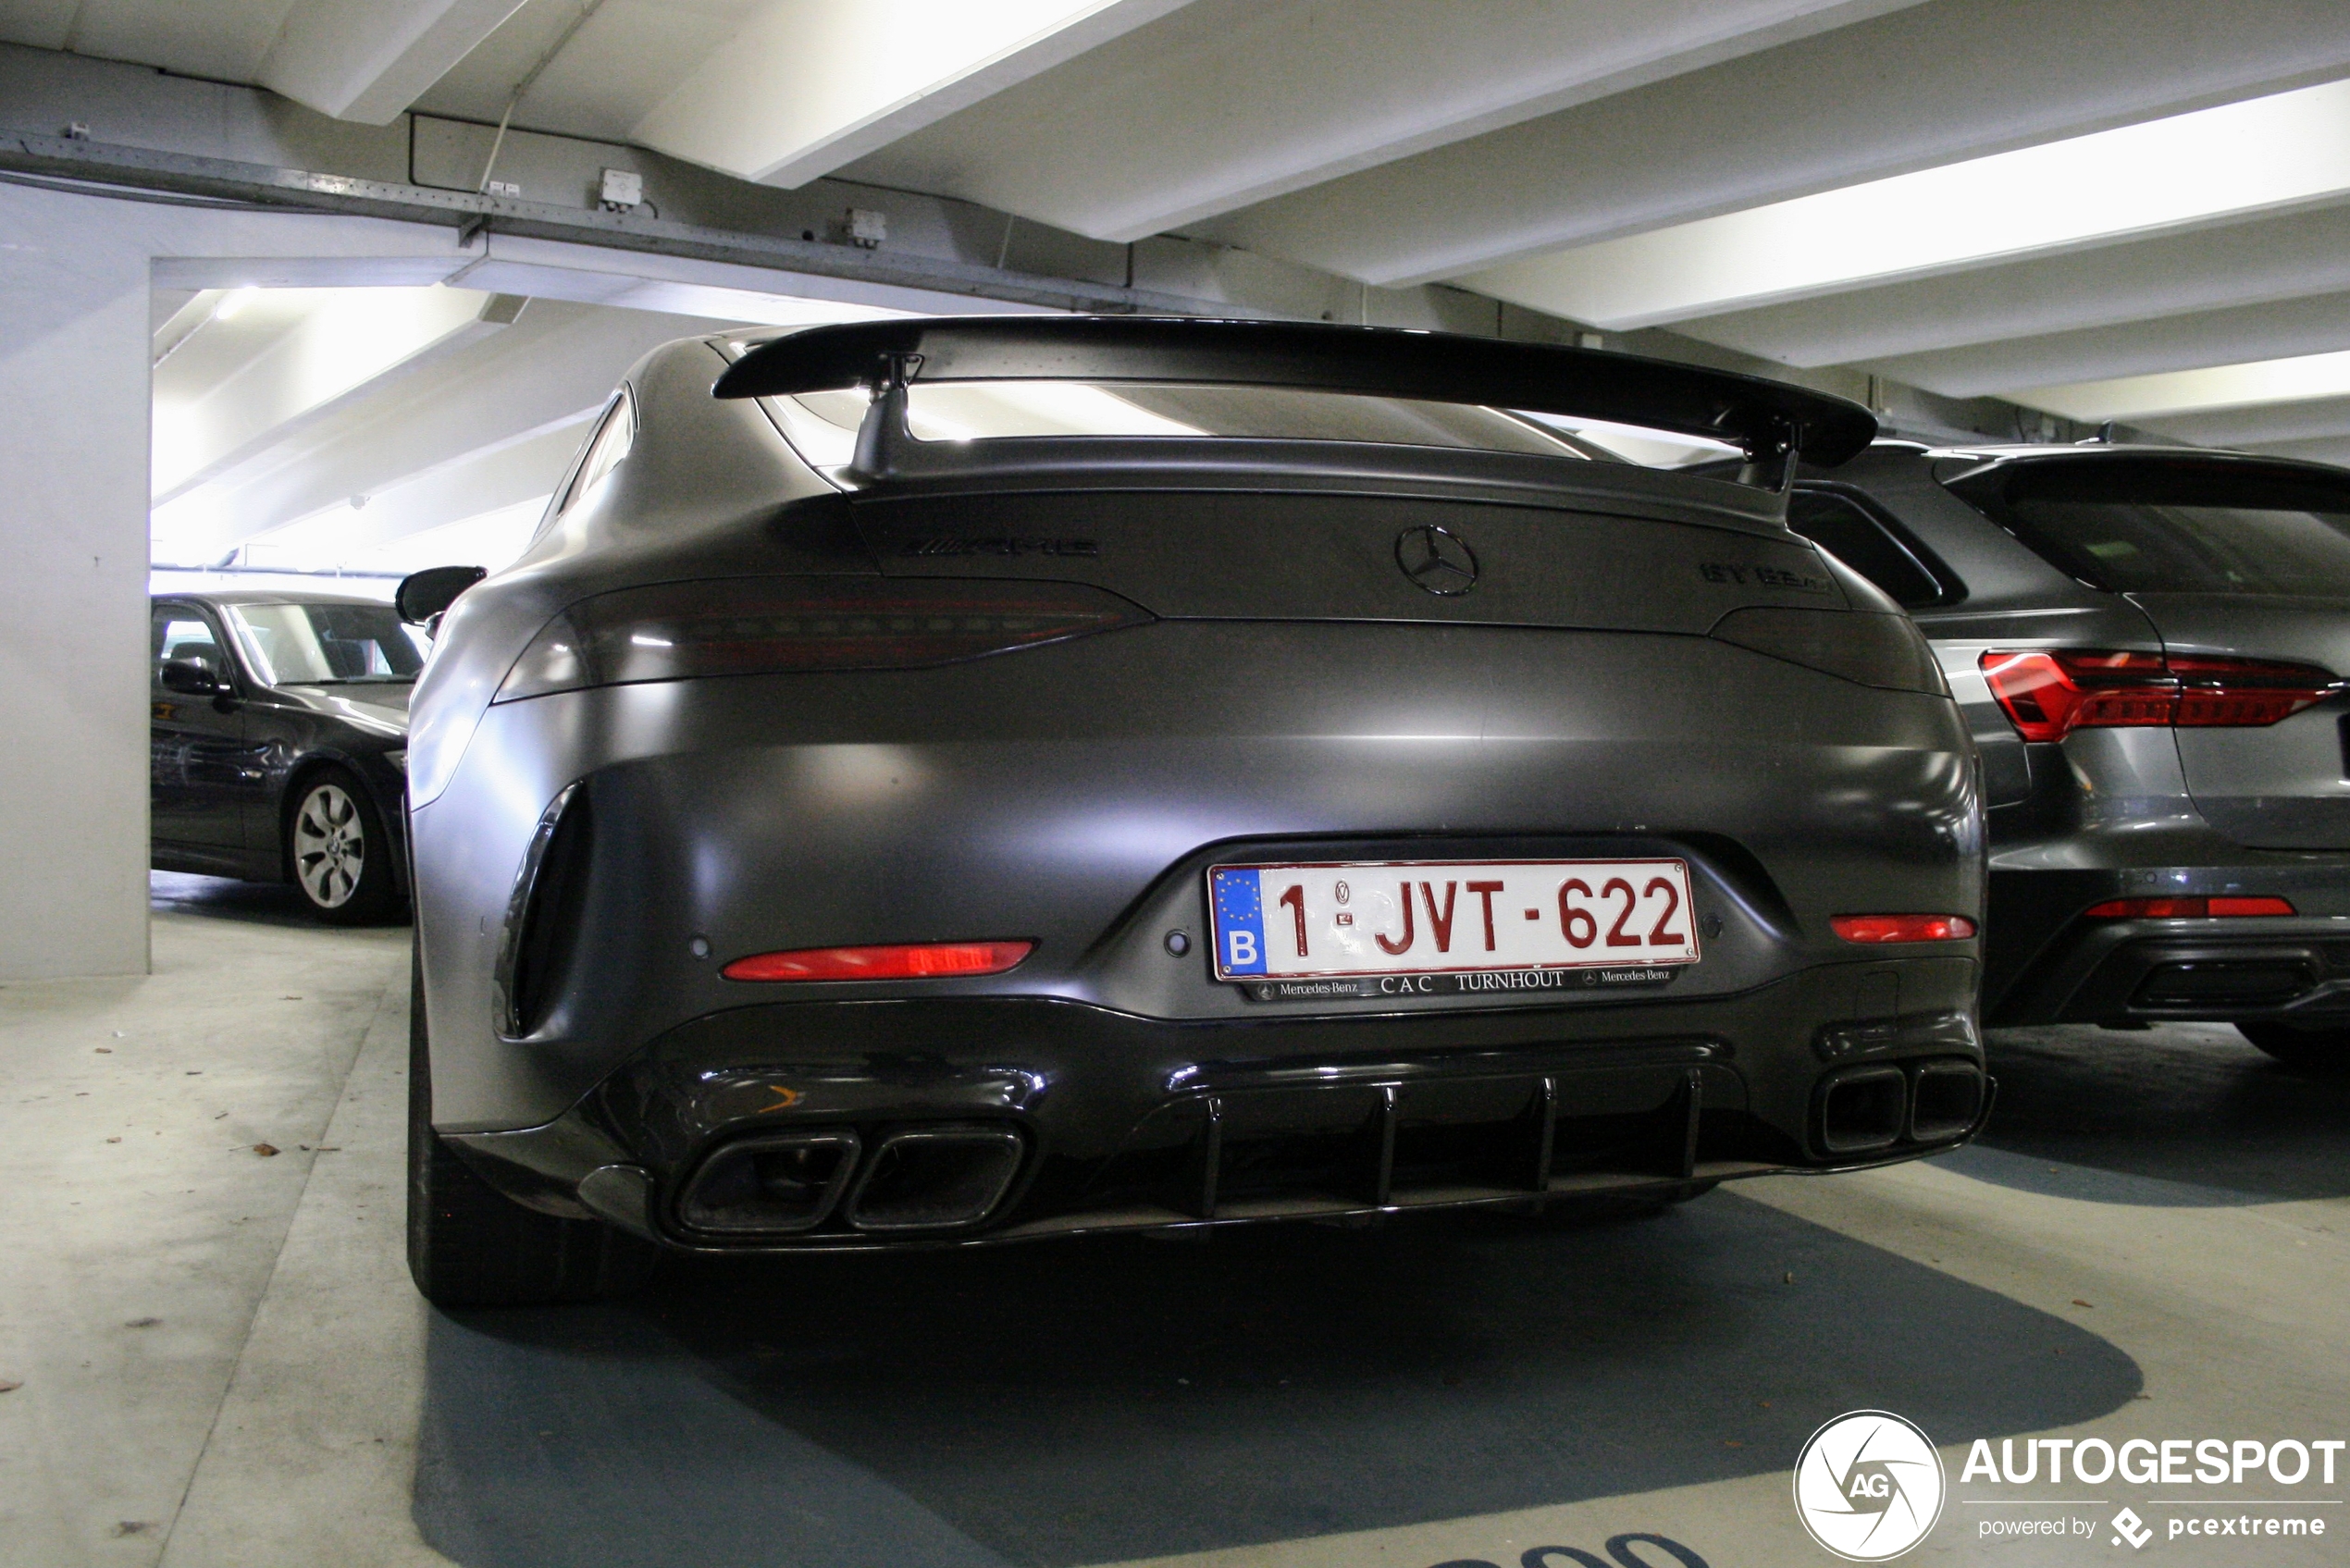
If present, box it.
[402,316,1987,1306]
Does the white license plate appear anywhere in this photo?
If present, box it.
[1207,858,1701,987]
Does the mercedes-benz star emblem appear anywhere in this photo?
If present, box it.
[1395,525,1478,596]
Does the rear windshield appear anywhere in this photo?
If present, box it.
[1947,457,2350,596]
[228,602,425,685]
[763,381,1742,472]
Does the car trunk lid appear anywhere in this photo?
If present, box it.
[2129,593,2350,849]
[1944,451,2350,850]
[851,485,1851,634]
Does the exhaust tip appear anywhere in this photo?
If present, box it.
[844,1124,1025,1233]
[1817,1066,1907,1155]
[677,1130,861,1236]
[1908,1060,1985,1142]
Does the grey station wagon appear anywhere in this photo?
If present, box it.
[1780,443,2350,1071]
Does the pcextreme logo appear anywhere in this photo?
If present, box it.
[1793,1411,1948,1561]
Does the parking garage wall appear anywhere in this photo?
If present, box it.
[0,182,474,980]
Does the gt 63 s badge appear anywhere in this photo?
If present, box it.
[1793,1411,1947,1561]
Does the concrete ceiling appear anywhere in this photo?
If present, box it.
[143,278,771,574]
[13,0,2350,570]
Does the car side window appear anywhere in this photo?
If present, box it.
[153,607,228,685]
[1787,488,1956,609]
[555,390,636,518]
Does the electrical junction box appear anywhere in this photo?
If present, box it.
[599,167,643,211]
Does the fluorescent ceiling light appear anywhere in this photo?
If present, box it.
[1462,76,2350,330]
[213,287,257,321]
[2010,347,2350,423]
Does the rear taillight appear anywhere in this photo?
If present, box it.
[1979,649,2336,743]
[1831,914,1977,943]
[2083,895,2295,919]
[722,940,1034,982]
[496,577,1150,701]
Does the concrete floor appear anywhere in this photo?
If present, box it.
[3,878,2346,1567]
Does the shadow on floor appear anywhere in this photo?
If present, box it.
[149,870,407,931]
[414,1190,2137,1568]
[1966,1021,2350,1205]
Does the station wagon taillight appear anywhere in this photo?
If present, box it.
[496,577,1150,701]
[1978,649,2337,743]
[2082,895,2294,919]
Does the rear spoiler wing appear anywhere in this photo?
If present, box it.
[711,316,1876,487]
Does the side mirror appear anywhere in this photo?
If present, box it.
[159,659,224,696]
[396,565,488,626]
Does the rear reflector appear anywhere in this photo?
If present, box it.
[1831,914,1977,944]
[2083,895,2295,919]
[1979,649,2337,743]
[722,940,1033,982]
[496,576,1150,701]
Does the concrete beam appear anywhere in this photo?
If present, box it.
[2016,351,2350,426]
[1462,78,2350,330]
[259,0,530,124]
[445,231,1046,323]
[152,286,514,502]
[2244,434,2350,466]
[0,43,1584,332]
[848,0,1920,243]
[240,422,588,567]
[150,299,729,562]
[1196,0,2350,287]
[632,0,1194,189]
[1867,292,2350,401]
[1670,204,2350,370]
[2145,395,2350,451]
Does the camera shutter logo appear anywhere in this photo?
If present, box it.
[1792,1410,1947,1561]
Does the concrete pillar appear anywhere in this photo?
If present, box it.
[0,182,469,980]
[0,184,155,980]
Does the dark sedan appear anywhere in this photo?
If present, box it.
[403,315,1988,1307]
[150,589,414,922]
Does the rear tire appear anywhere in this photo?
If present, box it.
[2237,1021,2350,1073]
[406,937,657,1307]
[287,767,399,924]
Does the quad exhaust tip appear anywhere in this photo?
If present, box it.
[676,1122,1029,1238]
[1909,1059,1985,1142]
[1816,1057,1985,1155]
[676,1130,861,1236]
[844,1123,1026,1233]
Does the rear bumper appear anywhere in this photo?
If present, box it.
[449,957,1986,1253]
[1986,868,2350,1025]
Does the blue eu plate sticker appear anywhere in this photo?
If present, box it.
[1210,868,1267,975]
